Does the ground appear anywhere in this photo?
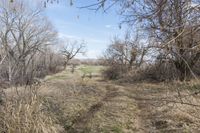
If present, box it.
[6,65,200,133]
[42,65,138,133]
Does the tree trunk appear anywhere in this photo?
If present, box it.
[8,61,12,83]
[64,59,70,70]
[175,60,191,81]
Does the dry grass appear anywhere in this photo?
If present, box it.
[38,66,139,132]
[2,66,200,132]
[0,86,58,133]
[126,81,200,132]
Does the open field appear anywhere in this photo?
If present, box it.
[40,65,139,133]
[1,1,200,133]
[2,65,200,133]
[43,65,200,132]
[78,65,105,74]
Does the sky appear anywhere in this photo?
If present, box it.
[39,0,126,59]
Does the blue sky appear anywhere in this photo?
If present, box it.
[40,0,126,59]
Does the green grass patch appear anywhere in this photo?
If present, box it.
[101,126,123,133]
[44,65,105,81]
[111,126,124,133]
[78,65,105,74]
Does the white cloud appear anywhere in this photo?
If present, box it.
[105,25,112,28]
[59,33,81,41]
[58,33,106,44]
[58,32,106,59]
[76,50,101,59]
[105,24,119,30]
[86,50,101,58]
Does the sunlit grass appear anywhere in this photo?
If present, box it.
[78,65,105,74]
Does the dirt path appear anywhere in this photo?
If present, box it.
[65,81,174,133]
[68,86,121,132]
[43,78,183,132]
[42,70,200,132]
[123,83,199,133]
[4,67,200,132]
[128,85,169,132]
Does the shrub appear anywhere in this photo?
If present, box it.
[102,65,127,80]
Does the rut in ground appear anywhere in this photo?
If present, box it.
[125,84,196,133]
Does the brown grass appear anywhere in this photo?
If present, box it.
[0,86,58,133]
[1,66,200,133]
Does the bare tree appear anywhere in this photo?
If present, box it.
[105,32,148,68]
[0,0,57,84]
[84,0,200,81]
[77,0,200,81]
[61,40,86,69]
[9,0,200,81]
[103,32,149,79]
[122,0,200,81]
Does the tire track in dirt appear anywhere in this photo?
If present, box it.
[67,85,120,133]
[126,84,186,133]
[133,87,173,132]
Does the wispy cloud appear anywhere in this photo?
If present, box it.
[58,33,106,44]
[59,33,81,41]
[76,50,102,59]
[105,24,112,28]
[39,1,126,59]
[58,32,107,59]
[105,24,120,30]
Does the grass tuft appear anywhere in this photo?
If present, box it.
[0,86,58,133]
